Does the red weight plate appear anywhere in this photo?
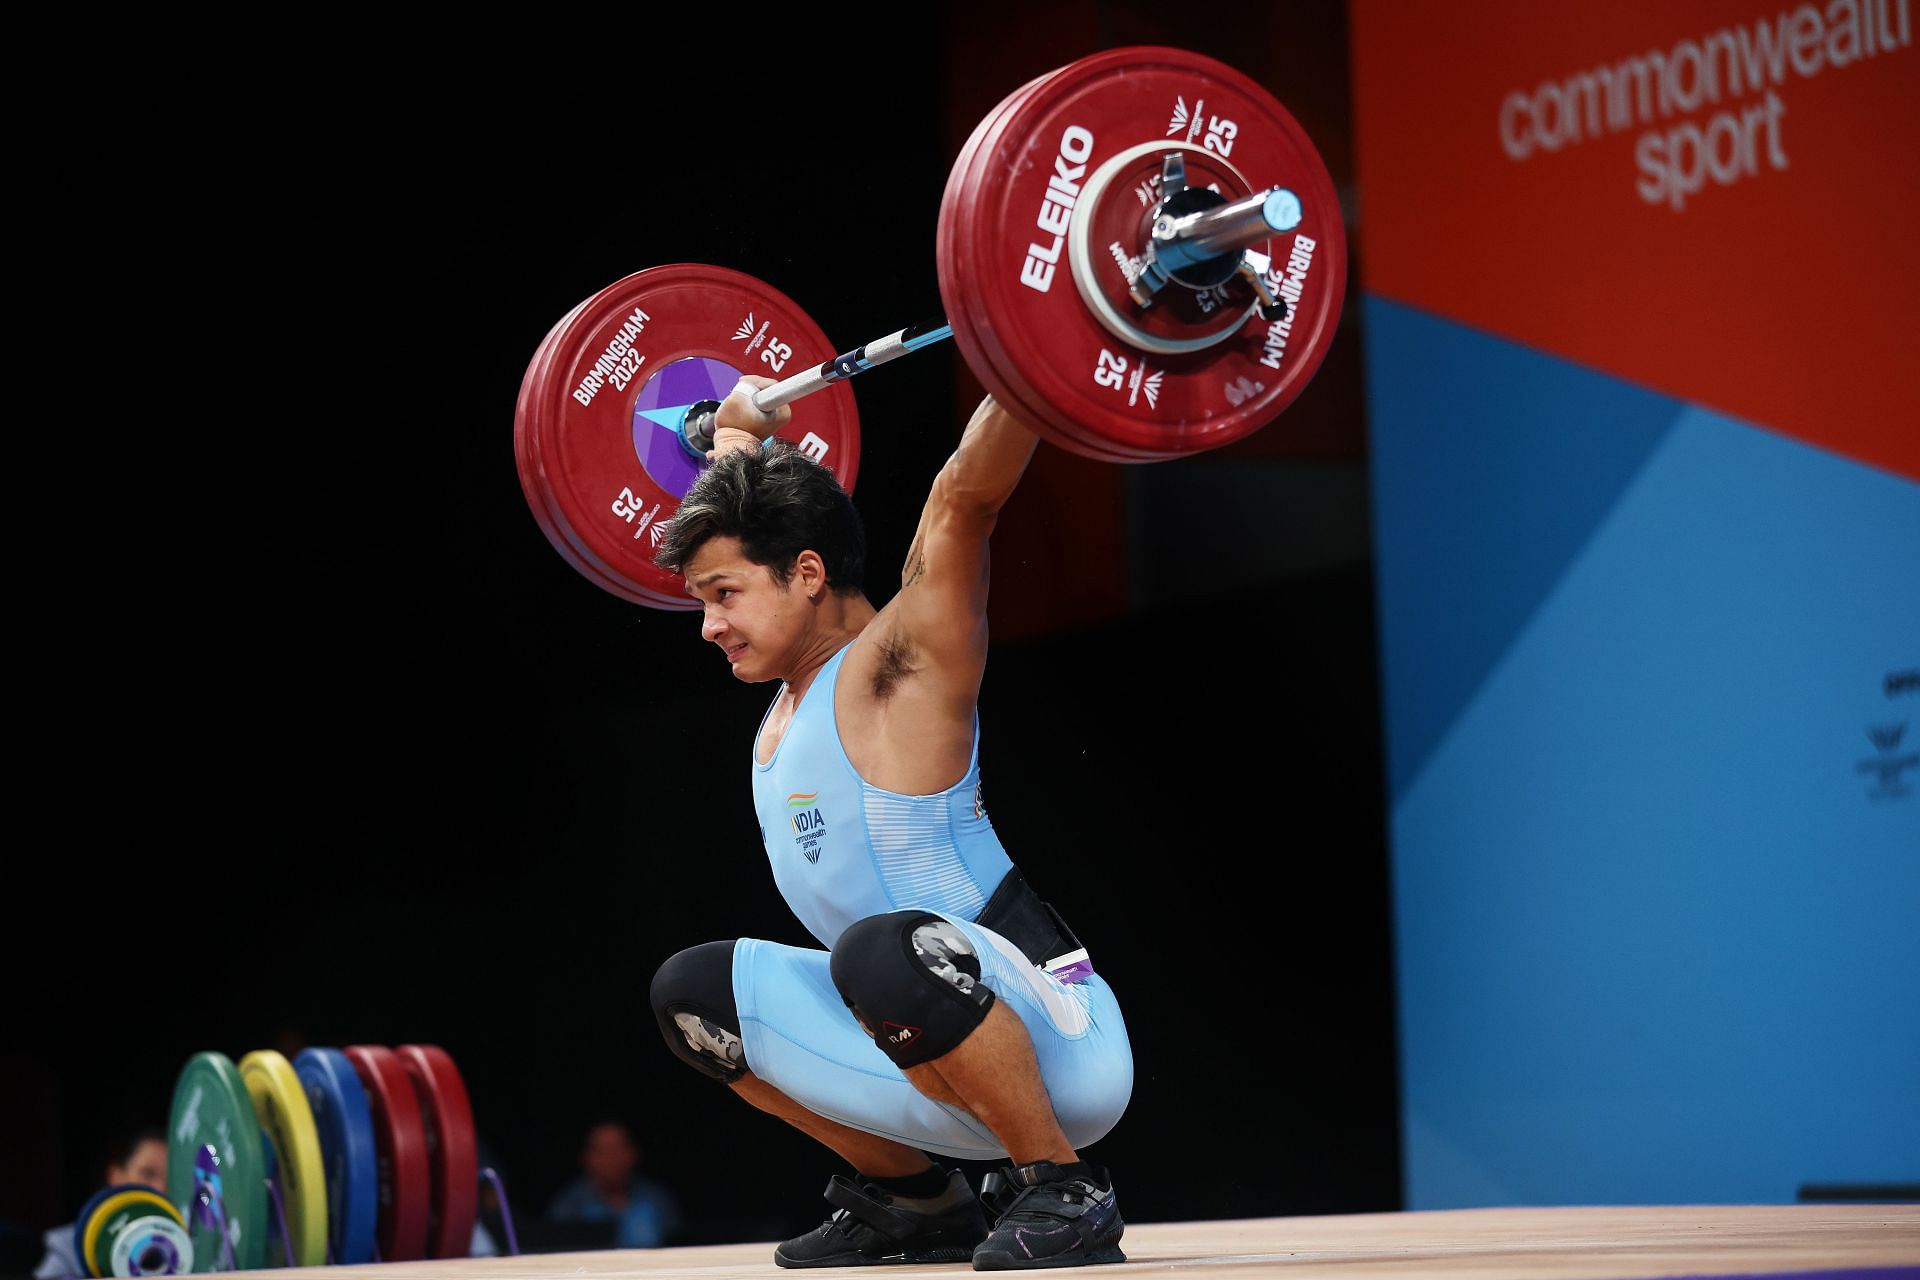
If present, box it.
[516,297,697,611]
[517,280,699,608]
[514,300,663,606]
[940,67,1127,461]
[515,265,862,606]
[950,66,1138,460]
[518,322,691,610]
[944,70,1060,399]
[942,67,1145,463]
[517,273,827,612]
[950,51,1239,463]
[396,1045,478,1260]
[944,71,1054,221]
[953,49,1329,462]
[523,270,860,611]
[944,46,1347,460]
[343,1045,432,1262]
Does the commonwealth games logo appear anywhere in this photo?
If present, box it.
[787,792,820,831]
[788,792,826,863]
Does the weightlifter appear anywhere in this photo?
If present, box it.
[648,382,1132,1271]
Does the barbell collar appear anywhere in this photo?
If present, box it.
[1237,256,1289,322]
[1149,186,1304,274]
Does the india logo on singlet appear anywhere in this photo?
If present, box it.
[788,792,827,864]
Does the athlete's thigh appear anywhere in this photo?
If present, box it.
[731,936,1009,1160]
[930,916,1134,1149]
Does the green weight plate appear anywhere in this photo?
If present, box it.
[167,1052,267,1272]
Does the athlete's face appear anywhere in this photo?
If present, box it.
[684,536,818,682]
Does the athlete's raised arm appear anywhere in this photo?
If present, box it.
[883,396,1037,692]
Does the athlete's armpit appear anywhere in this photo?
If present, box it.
[870,627,920,699]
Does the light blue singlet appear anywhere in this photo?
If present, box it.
[730,640,1133,1160]
[750,643,1012,950]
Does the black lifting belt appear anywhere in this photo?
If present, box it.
[974,868,1088,972]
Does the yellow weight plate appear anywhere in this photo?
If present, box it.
[239,1049,329,1266]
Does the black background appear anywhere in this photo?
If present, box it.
[6,3,1395,1253]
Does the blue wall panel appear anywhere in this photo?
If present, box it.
[1370,298,1920,1207]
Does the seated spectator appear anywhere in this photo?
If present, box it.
[36,1128,167,1280]
[545,1121,681,1249]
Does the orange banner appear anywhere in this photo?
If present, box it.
[1351,0,1920,479]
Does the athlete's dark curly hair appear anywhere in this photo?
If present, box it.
[654,443,866,593]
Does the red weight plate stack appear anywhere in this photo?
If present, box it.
[939,66,1123,456]
[945,64,1144,463]
[939,47,1346,461]
[396,1045,479,1260]
[515,298,660,605]
[515,266,862,606]
[343,1044,432,1263]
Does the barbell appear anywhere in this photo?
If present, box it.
[513,45,1346,609]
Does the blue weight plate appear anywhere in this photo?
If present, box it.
[293,1048,379,1265]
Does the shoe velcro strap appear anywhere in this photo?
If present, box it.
[1022,1188,1098,1221]
[979,1169,1014,1218]
[822,1175,926,1241]
[983,1175,1101,1223]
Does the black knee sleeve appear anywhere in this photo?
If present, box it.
[829,912,995,1068]
[650,940,747,1082]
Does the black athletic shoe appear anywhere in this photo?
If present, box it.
[972,1161,1125,1270]
[774,1169,989,1268]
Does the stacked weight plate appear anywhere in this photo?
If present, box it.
[154,1043,480,1276]
[515,267,863,606]
[937,46,1347,462]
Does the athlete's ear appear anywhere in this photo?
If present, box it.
[795,550,827,599]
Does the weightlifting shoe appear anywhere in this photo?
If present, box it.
[774,1168,988,1268]
[972,1160,1125,1270]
